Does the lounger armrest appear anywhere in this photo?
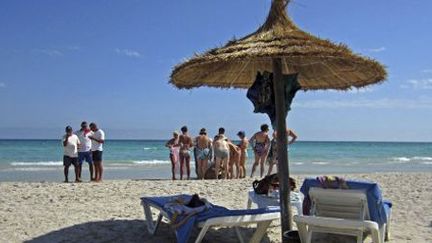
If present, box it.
[293,215,379,232]
[197,212,280,228]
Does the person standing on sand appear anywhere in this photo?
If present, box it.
[250,124,271,178]
[213,133,230,179]
[228,141,241,179]
[267,128,297,175]
[178,126,193,180]
[89,123,105,182]
[237,131,249,179]
[165,131,180,180]
[195,128,212,179]
[62,126,81,183]
[75,121,94,181]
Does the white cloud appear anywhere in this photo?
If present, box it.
[401,79,432,90]
[347,87,375,94]
[366,47,386,53]
[421,69,432,73]
[0,82,5,88]
[294,97,432,109]
[66,45,80,51]
[33,48,63,56]
[115,48,142,58]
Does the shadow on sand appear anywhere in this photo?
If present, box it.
[25,219,272,243]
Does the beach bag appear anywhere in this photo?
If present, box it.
[252,174,296,195]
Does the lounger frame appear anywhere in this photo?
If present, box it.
[294,187,390,243]
[141,200,280,243]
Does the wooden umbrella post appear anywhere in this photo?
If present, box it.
[272,57,292,242]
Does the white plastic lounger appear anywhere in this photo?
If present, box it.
[294,187,389,243]
[141,198,280,243]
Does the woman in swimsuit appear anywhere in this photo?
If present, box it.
[213,134,230,179]
[165,131,179,180]
[228,142,241,179]
[237,131,249,179]
[178,126,193,180]
[195,128,212,179]
[249,124,270,178]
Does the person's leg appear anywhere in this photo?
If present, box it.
[228,159,234,179]
[250,153,260,177]
[240,154,246,178]
[94,161,100,181]
[170,153,176,180]
[202,159,208,180]
[73,161,81,182]
[259,155,266,178]
[86,152,95,181]
[267,159,275,176]
[235,158,240,179]
[223,157,229,179]
[215,157,221,180]
[179,154,184,180]
[99,161,104,182]
[185,155,191,180]
[64,165,69,182]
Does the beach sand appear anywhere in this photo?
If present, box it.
[0,172,431,243]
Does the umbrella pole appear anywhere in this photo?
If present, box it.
[272,57,292,242]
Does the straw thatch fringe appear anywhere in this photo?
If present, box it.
[170,0,387,90]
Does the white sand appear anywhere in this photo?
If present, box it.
[0,172,431,243]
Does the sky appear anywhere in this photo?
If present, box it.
[0,0,431,141]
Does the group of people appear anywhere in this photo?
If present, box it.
[62,121,105,183]
[165,124,297,180]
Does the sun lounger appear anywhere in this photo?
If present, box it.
[293,178,392,243]
[141,194,280,243]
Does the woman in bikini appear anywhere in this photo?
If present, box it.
[249,124,270,178]
[237,131,249,179]
[178,126,193,180]
[165,132,179,180]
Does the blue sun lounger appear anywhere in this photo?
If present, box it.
[141,194,280,243]
[294,178,392,243]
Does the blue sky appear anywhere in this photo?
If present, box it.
[0,0,431,141]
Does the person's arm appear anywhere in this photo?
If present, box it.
[288,130,298,145]
[165,139,172,148]
[264,135,271,151]
[63,135,69,147]
[249,133,256,145]
[90,131,105,144]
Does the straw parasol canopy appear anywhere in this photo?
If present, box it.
[171,0,387,90]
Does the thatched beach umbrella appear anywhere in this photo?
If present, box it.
[171,0,386,240]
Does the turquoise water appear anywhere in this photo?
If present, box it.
[0,139,431,181]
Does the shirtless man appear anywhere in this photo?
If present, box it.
[267,128,297,175]
[228,142,241,179]
[250,124,271,178]
[178,126,193,180]
[165,131,179,180]
[213,133,230,179]
[195,128,212,179]
[237,131,249,179]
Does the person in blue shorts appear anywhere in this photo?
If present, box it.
[76,121,95,181]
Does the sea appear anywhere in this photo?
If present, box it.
[0,139,431,182]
